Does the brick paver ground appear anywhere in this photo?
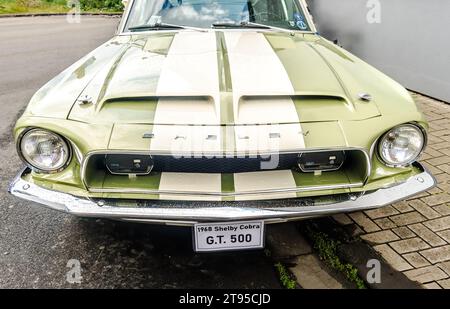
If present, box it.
[333,93,450,289]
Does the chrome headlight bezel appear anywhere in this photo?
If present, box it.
[17,128,72,174]
[377,124,427,168]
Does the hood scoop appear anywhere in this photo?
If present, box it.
[69,94,380,125]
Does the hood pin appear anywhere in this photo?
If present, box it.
[77,95,93,105]
[358,93,373,102]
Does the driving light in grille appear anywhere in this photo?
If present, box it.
[106,154,154,175]
[297,151,346,172]
[19,129,71,173]
[378,124,425,167]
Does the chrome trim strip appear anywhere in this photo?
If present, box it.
[299,0,317,33]
[80,147,371,194]
[9,163,436,226]
[89,182,363,197]
[117,0,134,34]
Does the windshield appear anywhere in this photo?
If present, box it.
[124,0,311,32]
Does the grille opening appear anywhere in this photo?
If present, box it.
[83,150,369,195]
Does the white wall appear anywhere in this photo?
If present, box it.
[306,0,450,102]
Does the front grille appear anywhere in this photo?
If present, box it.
[152,154,298,173]
[87,150,368,174]
[82,149,370,197]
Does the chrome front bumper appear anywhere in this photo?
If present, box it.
[9,166,436,226]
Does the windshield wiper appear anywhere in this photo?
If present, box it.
[212,21,270,29]
[129,23,207,32]
[212,21,295,34]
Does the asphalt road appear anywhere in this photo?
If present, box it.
[0,16,281,288]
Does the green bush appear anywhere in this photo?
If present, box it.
[79,0,123,11]
[16,0,42,8]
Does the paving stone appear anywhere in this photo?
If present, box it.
[332,214,353,226]
[429,119,450,127]
[349,212,380,233]
[373,244,412,272]
[426,156,450,166]
[428,122,445,131]
[422,282,442,289]
[403,252,431,268]
[419,152,433,161]
[407,191,430,201]
[436,229,450,243]
[428,135,445,145]
[290,254,343,289]
[435,172,450,183]
[430,141,450,150]
[422,148,444,158]
[361,230,399,245]
[392,201,414,213]
[430,129,450,138]
[427,187,443,195]
[409,223,446,247]
[421,162,444,175]
[404,266,448,284]
[266,224,312,259]
[365,206,399,220]
[390,212,426,226]
[424,216,450,232]
[440,147,450,156]
[390,238,430,254]
[408,200,441,219]
[437,261,450,276]
[349,225,365,238]
[420,245,450,264]
[433,204,450,216]
[437,279,450,289]
[374,218,397,230]
[421,194,450,206]
[437,164,450,174]
[437,182,450,193]
[392,227,416,239]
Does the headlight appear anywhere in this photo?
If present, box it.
[378,124,425,167]
[19,129,71,172]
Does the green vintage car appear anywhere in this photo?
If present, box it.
[9,0,436,251]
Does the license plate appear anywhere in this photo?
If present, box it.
[193,221,265,252]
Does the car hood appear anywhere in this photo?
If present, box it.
[26,31,416,125]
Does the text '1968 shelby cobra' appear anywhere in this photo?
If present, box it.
[9,0,436,252]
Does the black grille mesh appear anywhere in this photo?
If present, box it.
[152,154,299,173]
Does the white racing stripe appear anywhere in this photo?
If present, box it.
[155,31,220,124]
[234,170,297,201]
[152,31,306,156]
[152,31,222,153]
[224,32,296,122]
[159,173,222,201]
[224,31,305,151]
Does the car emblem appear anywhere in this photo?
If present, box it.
[299,130,310,137]
[142,132,154,139]
[269,133,281,139]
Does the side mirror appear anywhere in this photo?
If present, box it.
[122,0,128,7]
